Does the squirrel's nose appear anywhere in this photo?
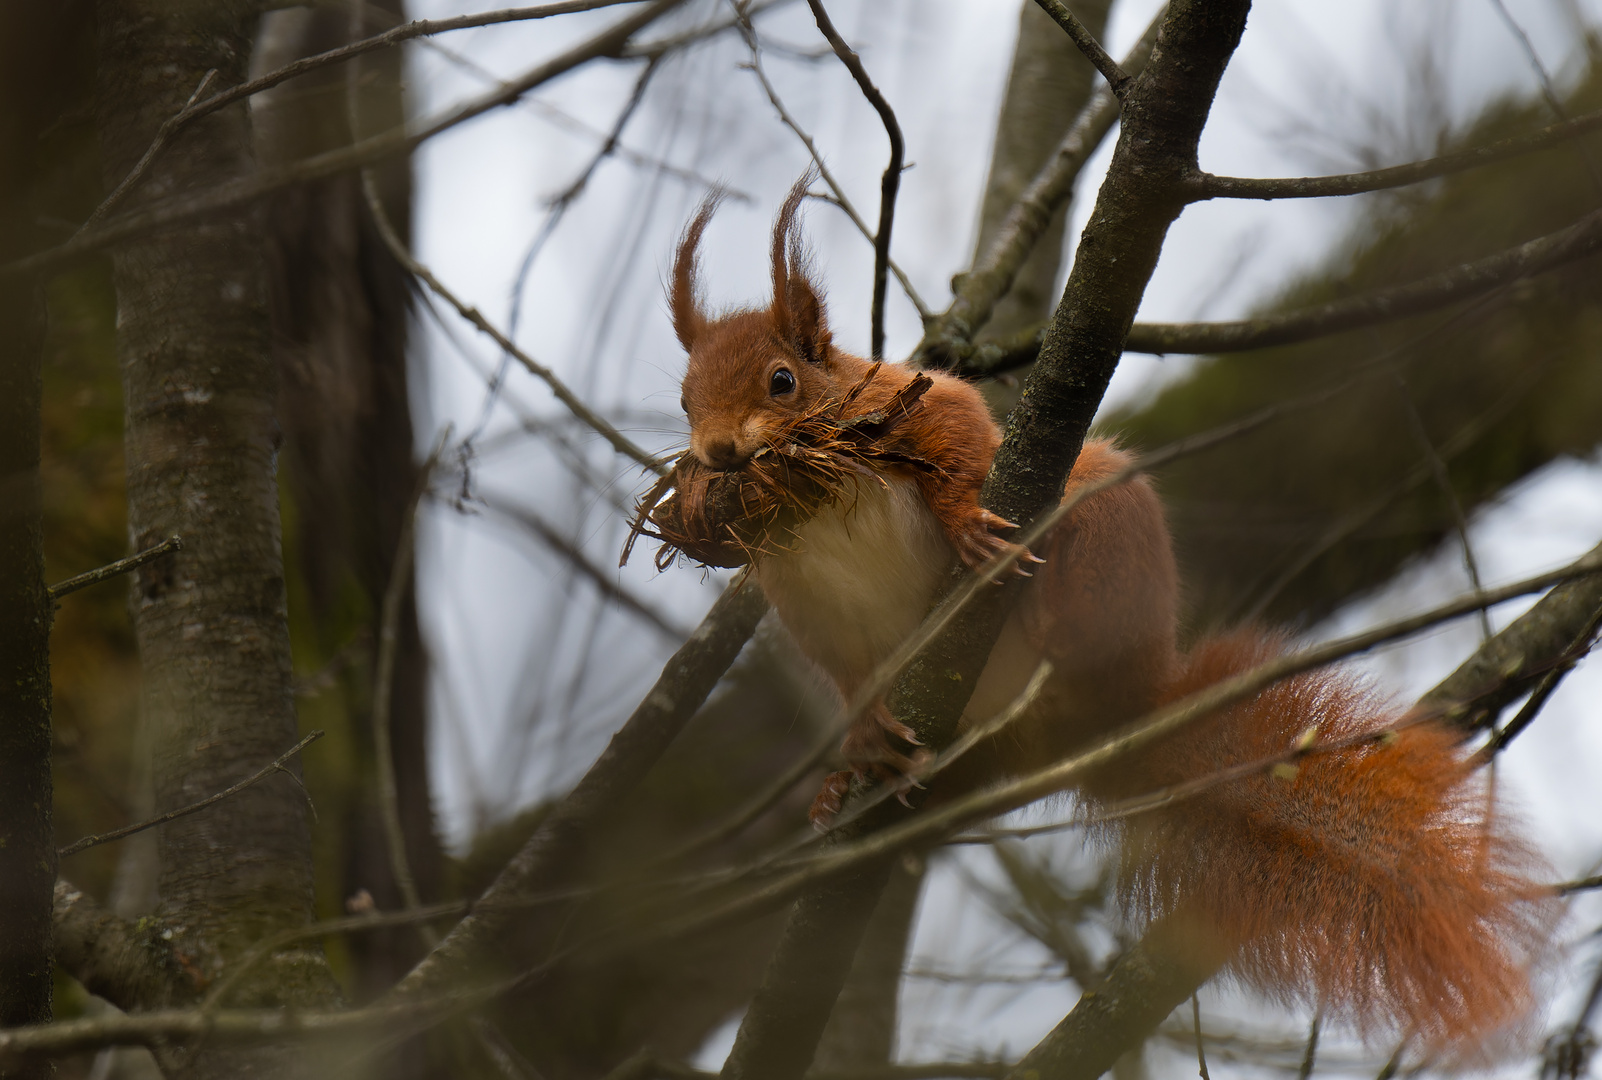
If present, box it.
[700,437,748,470]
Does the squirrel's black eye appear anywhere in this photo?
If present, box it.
[769,368,796,397]
[679,394,689,415]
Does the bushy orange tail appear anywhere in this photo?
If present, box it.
[1081,629,1553,1053]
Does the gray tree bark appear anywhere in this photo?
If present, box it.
[93,1,338,1072]
[809,8,1112,1066]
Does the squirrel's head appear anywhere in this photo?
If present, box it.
[672,178,837,471]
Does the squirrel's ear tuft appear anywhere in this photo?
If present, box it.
[770,171,832,365]
[671,189,725,352]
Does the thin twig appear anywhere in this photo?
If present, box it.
[733,8,929,319]
[48,536,183,601]
[57,730,323,858]
[359,169,661,471]
[78,1,642,233]
[76,71,217,236]
[1484,0,1602,193]
[610,543,1602,963]
[805,0,903,357]
[1192,995,1211,1080]
[1033,0,1130,96]
[1390,367,1492,639]
[1296,1015,1322,1080]
[475,493,690,641]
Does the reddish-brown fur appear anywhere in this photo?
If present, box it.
[666,182,1550,1053]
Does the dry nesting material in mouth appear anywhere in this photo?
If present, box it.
[621,366,940,571]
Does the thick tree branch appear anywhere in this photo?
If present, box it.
[1418,538,1602,733]
[51,882,178,1012]
[390,576,767,1000]
[911,5,1165,369]
[2,0,686,282]
[1186,106,1602,200]
[718,5,1250,1077]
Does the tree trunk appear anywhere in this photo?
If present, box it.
[0,3,60,1073]
[252,0,439,1006]
[93,0,338,1068]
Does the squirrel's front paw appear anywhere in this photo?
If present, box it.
[810,706,934,829]
[950,508,1043,580]
[809,771,854,831]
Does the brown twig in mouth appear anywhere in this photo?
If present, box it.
[621,366,938,570]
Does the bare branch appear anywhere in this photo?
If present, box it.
[57,731,324,859]
[1032,0,1130,97]
[1418,538,1602,732]
[2,0,686,281]
[911,5,1166,368]
[47,535,182,601]
[76,70,217,236]
[358,170,663,471]
[475,493,691,641]
[1186,106,1602,200]
[389,576,767,1002]
[734,12,930,319]
[805,0,904,357]
[642,544,1602,950]
[1121,206,1602,354]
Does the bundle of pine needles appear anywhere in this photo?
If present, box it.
[621,367,939,570]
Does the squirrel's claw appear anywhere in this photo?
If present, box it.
[949,506,1040,580]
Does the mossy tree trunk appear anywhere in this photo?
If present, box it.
[93,0,338,1070]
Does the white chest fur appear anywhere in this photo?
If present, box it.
[755,473,953,693]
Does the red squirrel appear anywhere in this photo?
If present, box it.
[663,184,1549,1052]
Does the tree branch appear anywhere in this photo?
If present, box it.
[2,0,686,281]
[1032,0,1130,97]
[389,575,767,1001]
[966,204,1602,369]
[47,535,182,601]
[1123,206,1602,353]
[359,170,662,470]
[980,540,1602,1078]
[1186,106,1602,200]
[51,881,180,1013]
[734,15,929,319]
[911,5,1165,369]
[805,0,905,357]
[56,730,324,859]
